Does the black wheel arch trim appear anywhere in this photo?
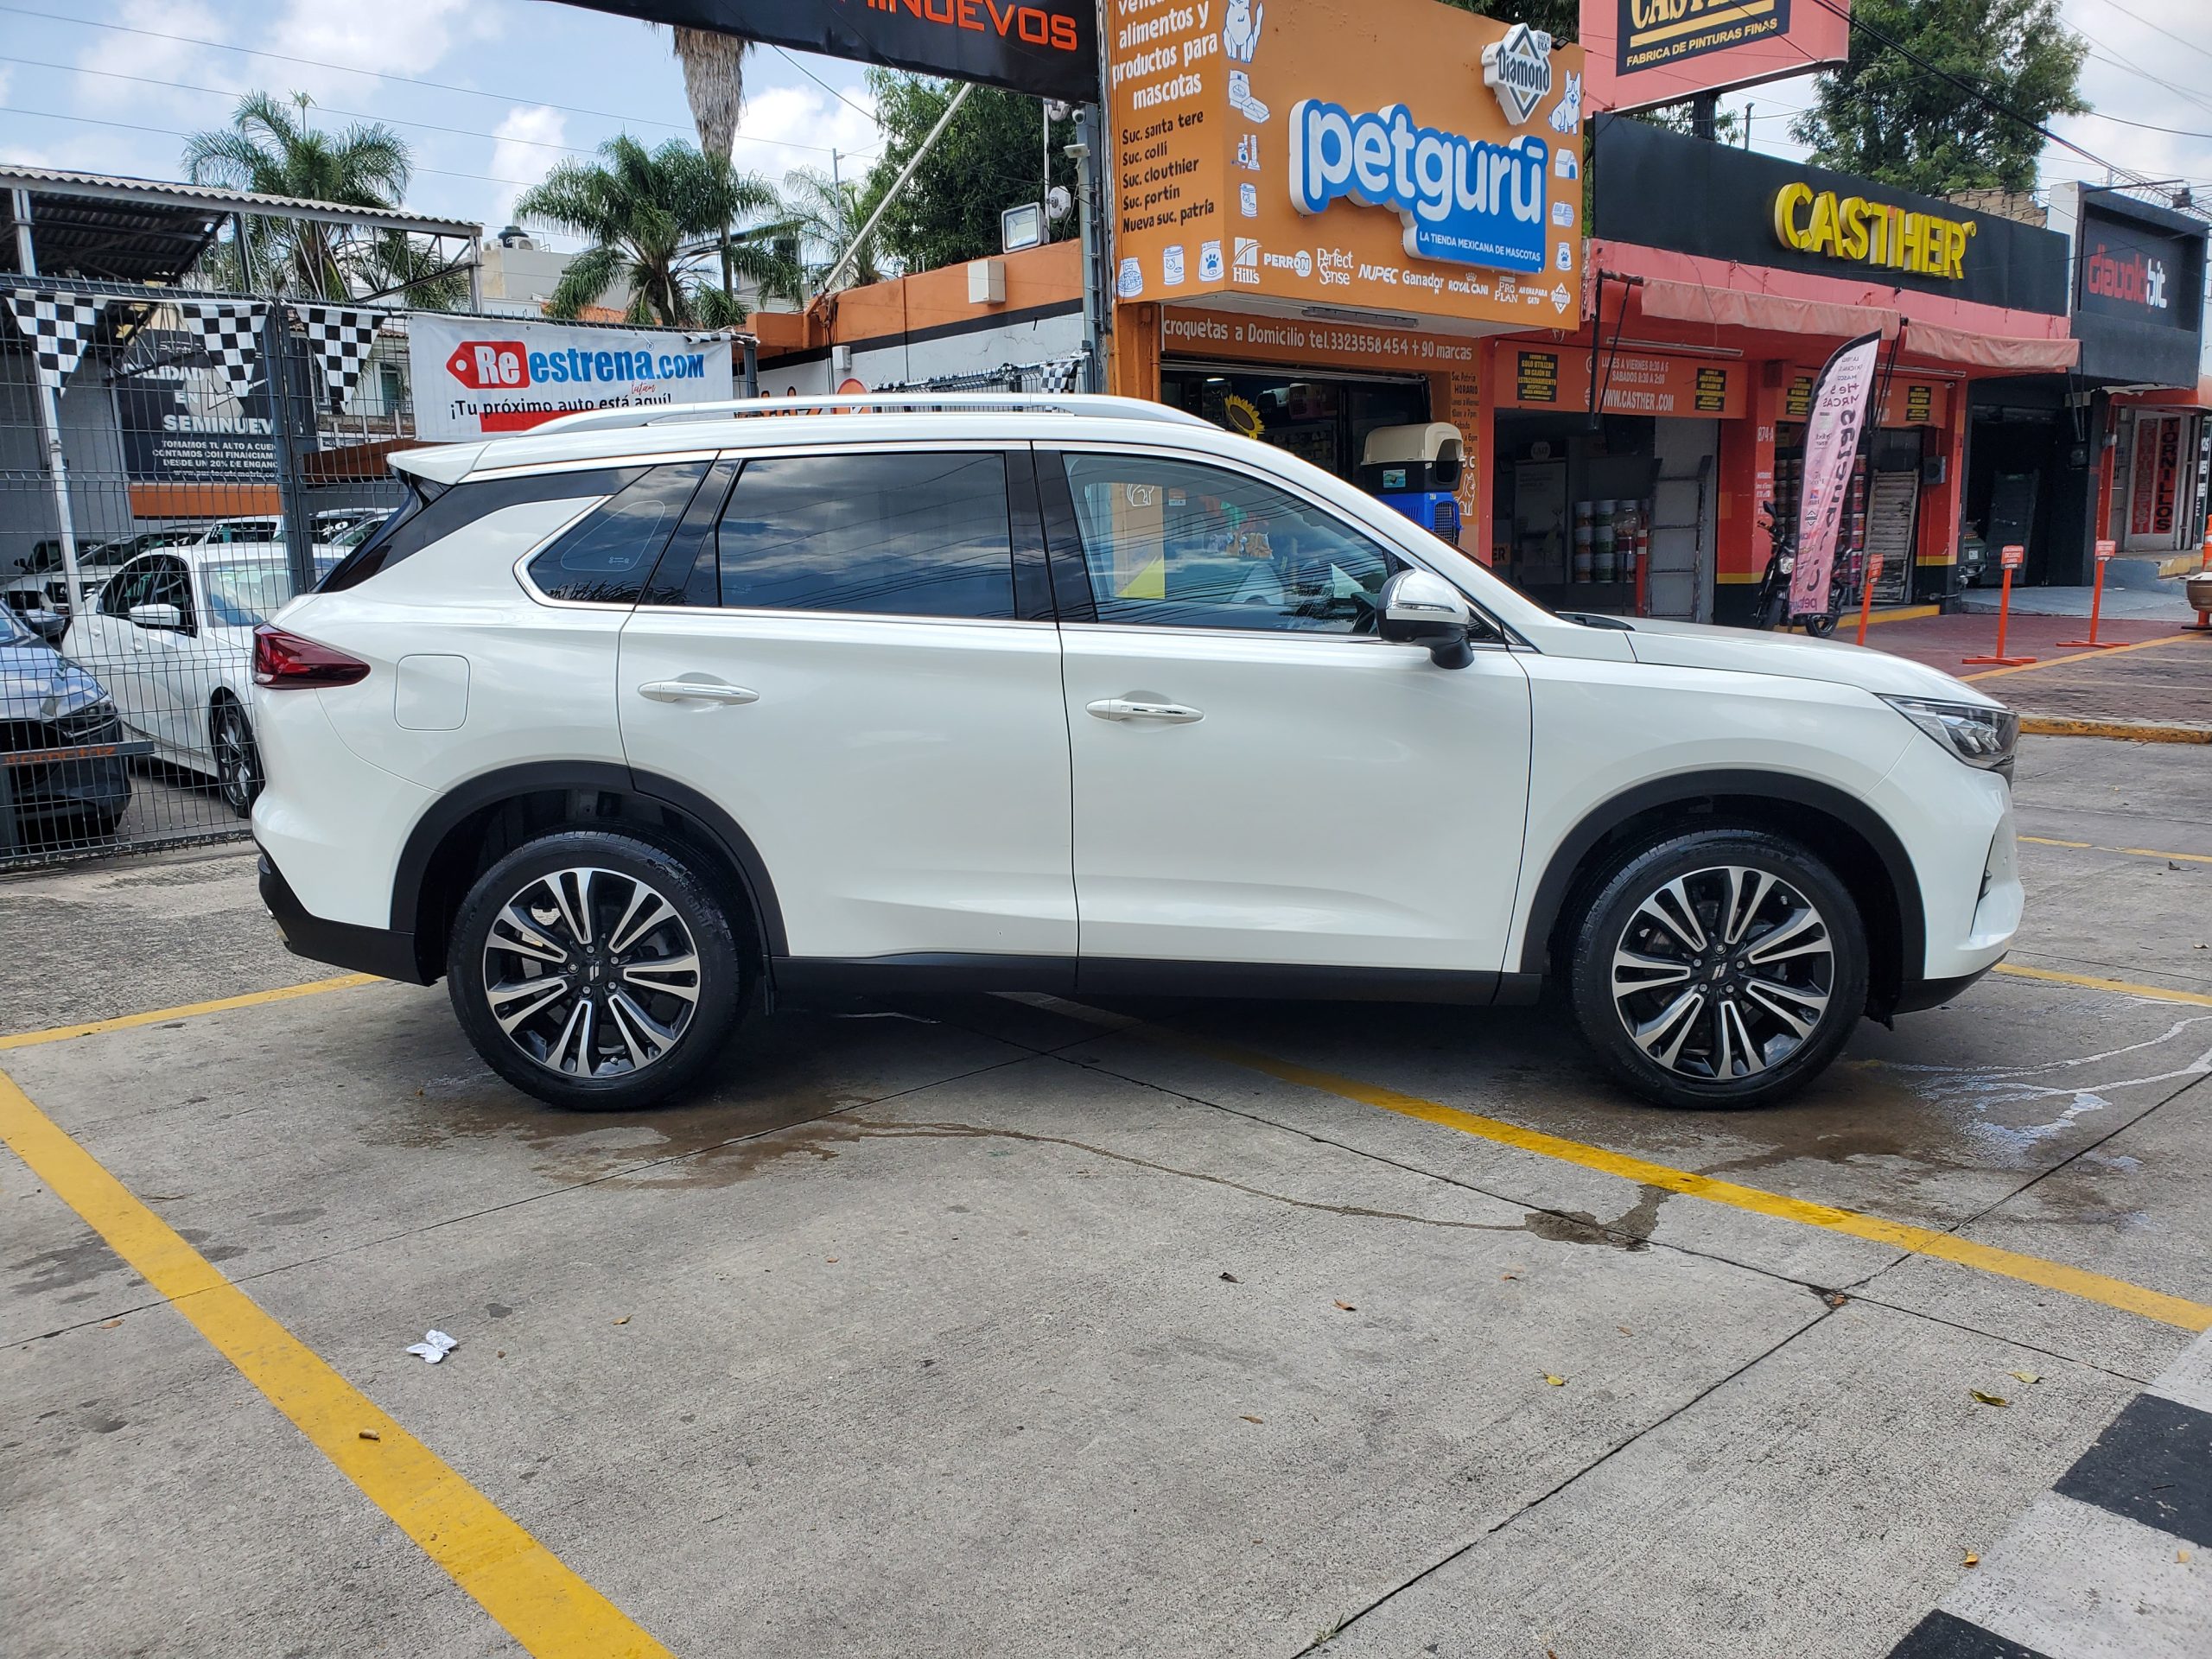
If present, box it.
[388,760,788,975]
[1516,768,1927,993]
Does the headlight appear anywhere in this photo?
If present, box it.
[1882,695,2018,772]
[54,697,122,741]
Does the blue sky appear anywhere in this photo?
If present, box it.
[0,0,2203,244]
[0,0,886,245]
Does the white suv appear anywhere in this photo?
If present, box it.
[250,395,2021,1112]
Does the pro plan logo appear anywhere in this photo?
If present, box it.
[1482,23,1554,126]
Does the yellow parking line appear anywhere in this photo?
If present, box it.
[2019,836,2212,866]
[1993,962,2212,1008]
[1042,999,2212,1334]
[0,1068,674,1659]
[0,974,380,1051]
[1963,632,2203,682]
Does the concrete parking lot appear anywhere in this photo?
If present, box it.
[4,734,2209,1658]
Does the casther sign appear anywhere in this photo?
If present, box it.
[1580,0,1849,115]
[561,0,1097,103]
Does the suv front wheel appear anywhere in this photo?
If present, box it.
[448,830,746,1110]
[1567,829,1868,1109]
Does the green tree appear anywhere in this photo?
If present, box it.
[782,164,888,292]
[1791,0,2088,194]
[514,136,797,327]
[183,92,459,303]
[859,71,1076,273]
[654,23,754,303]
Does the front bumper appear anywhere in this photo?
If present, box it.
[3,746,131,830]
[258,850,429,983]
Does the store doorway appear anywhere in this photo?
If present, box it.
[1162,365,1429,483]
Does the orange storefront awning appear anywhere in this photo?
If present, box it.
[1634,276,1899,341]
[1899,319,2080,372]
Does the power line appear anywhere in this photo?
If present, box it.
[2081,0,2212,70]
[770,46,880,131]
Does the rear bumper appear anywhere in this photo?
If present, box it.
[257,850,430,984]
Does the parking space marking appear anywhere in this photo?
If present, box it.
[1963,632,2202,682]
[0,973,380,1052]
[1039,1000,2212,1334]
[2019,836,2212,867]
[1994,963,2212,1008]
[0,1067,676,1659]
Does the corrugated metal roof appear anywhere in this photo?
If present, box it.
[0,166,480,239]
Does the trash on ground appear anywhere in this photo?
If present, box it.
[2010,1370,2041,1384]
[1963,1551,1980,1567]
[358,1428,380,1441]
[1969,1389,2009,1408]
[1545,1374,1567,1387]
[404,1330,458,1364]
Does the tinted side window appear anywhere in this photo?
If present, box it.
[101,558,158,617]
[1060,454,1409,635]
[322,466,650,594]
[528,462,710,604]
[714,453,1014,619]
[145,557,194,628]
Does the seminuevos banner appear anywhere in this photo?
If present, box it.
[409,314,733,441]
[556,0,1098,105]
[1789,328,1881,617]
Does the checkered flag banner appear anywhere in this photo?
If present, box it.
[3,288,111,393]
[1034,355,1084,394]
[177,298,268,400]
[297,305,383,409]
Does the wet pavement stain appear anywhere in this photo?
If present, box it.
[9,1236,128,1298]
[1520,1185,1670,1251]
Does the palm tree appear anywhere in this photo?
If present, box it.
[515,136,797,327]
[183,92,452,302]
[658,24,753,305]
[781,164,887,293]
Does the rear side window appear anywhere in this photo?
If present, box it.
[321,464,651,594]
[712,452,1014,619]
[528,462,710,604]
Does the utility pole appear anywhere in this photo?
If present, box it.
[1072,108,1107,393]
[10,187,86,620]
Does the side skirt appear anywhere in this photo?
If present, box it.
[770,954,1527,1009]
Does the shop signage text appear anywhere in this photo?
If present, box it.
[1289,102,1549,270]
[1500,346,1745,418]
[1771,181,1974,280]
[1480,23,1555,124]
[1582,0,1848,117]
[410,314,732,440]
[563,0,1096,104]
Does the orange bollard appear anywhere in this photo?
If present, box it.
[2058,539,2124,648]
[1855,552,1885,645]
[1963,544,2037,666]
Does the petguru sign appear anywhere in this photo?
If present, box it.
[409,314,734,441]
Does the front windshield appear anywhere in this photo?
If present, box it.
[201,556,340,628]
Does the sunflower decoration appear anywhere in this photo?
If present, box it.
[1220,394,1266,440]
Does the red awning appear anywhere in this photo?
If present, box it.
[1901,320,2080,372]
[1635,276,1898,340]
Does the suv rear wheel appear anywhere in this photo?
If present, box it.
[448,830,746,1110]
[1567,828,1867,1109]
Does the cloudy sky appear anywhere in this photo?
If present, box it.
[0,0,2203,240]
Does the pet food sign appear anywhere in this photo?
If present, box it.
[1108,0,1584,329]
[409,314,734,441]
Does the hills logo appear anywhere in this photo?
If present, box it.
[1481,23,1554,126]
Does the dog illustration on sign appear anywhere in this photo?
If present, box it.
[1548,70,1582,135]
[1224,0,1264,63]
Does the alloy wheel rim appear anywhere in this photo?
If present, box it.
[1609,865,1834,1084]
[480,867,702,1079]
[217,714,253,809]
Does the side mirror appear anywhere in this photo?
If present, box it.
[26,608,67,646]
[129,601,185,631]
[1377,568,1477,670]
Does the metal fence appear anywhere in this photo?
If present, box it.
[2,278,410,868]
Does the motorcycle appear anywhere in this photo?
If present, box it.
[1751,504,1853,637]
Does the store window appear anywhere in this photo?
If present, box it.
[1161,368,1428,481]
[1059,454,1408,634]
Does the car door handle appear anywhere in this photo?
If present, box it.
[637,679,759,705]
[1086,697,1203,724]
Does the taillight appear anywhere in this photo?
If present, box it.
[252,624,371,689]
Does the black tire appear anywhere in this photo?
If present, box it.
[447,830,747,1111]
[1566,828,1868,1110]
[1753,590,1787,631]
[1802,613,1839,639]
[212,699,261,817]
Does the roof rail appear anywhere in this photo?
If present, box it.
[526,391,1217,438]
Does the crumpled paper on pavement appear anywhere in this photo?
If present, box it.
[404,1330,459,1364]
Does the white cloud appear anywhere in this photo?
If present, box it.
[73,1,235,118]
[487,104,568,230]
[731,84,881,183]
[270,0,512,83]
[0,67,14,108]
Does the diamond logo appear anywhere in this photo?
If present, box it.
[1482,23,1554,127]
[1550,282,1572,315]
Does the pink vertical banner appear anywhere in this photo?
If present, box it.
[1789,330,1884,618]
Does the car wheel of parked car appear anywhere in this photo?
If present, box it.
[1567,829,1868,1110]
[213,701,262,817]
[448,831,746,1111]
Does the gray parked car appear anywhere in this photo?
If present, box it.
[0,603,131,841]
